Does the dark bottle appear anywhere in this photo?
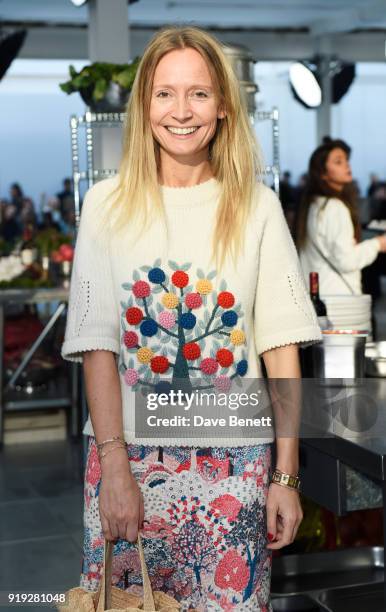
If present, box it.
[309,272,326,316]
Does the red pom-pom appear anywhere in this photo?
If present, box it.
[150,356,170,374]
[125,307,143,325]
[217,291,235,308]
[185,292,202,309]
[172,270,189,288]
[124,331,138,349]
[182,342,201,360]
[216,348,234,367]
[132,280,151,298]
[200,357,219,375]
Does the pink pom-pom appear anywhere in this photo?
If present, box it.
[158,311,176,329]
[124,368,138,386]
[214,375,232,392]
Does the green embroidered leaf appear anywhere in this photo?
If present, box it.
[147,295,153,306]
[197,268,205,279]
[234,304,241,314]
[128,296,133,307]
[181,262,191,271]
[186,284,194,293]
[207,270,217,280]
[133,270,140,281]
[219,279,227,291]
[202,295,207,307]
[168,260,178,271]
[224,337,231,347]
[122,282,132,290]
[138,365,147,374]
[129,358,134,369]
[140,265,151,272]
[154,257,162,267]
[204,310,210,324]
[211,291,218,306]
[119,363,126,374]
[155,302,162,313]
[120,300,127,310]
[152,344,161,352]
[121,319,126,332]
[153,285,163,294]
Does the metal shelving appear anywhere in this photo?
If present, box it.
[70,106,281,221]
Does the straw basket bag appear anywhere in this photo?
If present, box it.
[57,534,181,611]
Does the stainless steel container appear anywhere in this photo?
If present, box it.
[365,341,386,377]
[222,43,258,116]
[303,332,367,379]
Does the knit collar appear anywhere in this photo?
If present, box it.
[160,177,219,207]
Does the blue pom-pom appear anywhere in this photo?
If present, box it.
[237,359,248,376]
[221,310,238,327]
[180,312,196,329]
[140,319,158,337]
[148,267,166,284]
[155,381,172,395]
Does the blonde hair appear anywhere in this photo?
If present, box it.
[107,26,264,270]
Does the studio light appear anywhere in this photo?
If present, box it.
[70,0,88,6]
[289,62,322,109]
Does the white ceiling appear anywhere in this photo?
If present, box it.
[1,0,386,34]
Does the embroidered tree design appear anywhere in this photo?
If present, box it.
[223,499,267,602]
[119,259,248,394]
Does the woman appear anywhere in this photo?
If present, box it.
[297,137,386,295]
[62,27,321,611]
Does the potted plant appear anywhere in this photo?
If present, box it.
[59,59,140,112]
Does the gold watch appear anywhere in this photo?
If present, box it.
[271,469,301,491]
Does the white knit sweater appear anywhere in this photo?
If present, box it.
[62,176,321,447]
[299,196,380,295]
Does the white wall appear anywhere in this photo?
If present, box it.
[0,59,85,208]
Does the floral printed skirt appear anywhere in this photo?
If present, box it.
[81,437,273,611]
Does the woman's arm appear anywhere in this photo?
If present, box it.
[83,350,144,542]
[322,200,383,272]
[262,344,303,550]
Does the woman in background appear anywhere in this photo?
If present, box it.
[297,137,386,295]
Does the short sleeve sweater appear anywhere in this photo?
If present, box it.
[62,176,322,447]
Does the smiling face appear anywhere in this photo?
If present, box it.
[150,48,225,166]
[323,147,352,191]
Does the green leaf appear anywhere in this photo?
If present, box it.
[220,279,227,291]
[122,282,132,290]
[128,295,134,307]
[181,262,191,271]
[168,260,178,271]
[120,301,127,310]
[121,319,126,332]
[197,268,205,279]
[154,257,162,267]
[153,285,162,293]
[119,363,126,374]
[93,78,108,101]
[211,291,218,306]
[133,270,140,281]
[207,270,217,280]
[160,335,171,344]
[129,358,134,369]
[140,265,151,272]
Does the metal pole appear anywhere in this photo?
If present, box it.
[6,302,66,390]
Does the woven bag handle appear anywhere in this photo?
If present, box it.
[96,533,156,611]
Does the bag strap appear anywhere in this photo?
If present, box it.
[96,533,156,612]
[308,236,355,295]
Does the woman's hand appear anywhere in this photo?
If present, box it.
[99,450,144,543]
[265,482,303,550]
[376,234,386,253]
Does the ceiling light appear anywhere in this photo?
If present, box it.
[70,0,88,6]
[289,62,322,109]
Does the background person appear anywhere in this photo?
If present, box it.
[297,137,386,296]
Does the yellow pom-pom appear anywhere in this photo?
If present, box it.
[162,292,179,309]
[137,347,154,364]
[230,329,245,345]
[196,279,213,295]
